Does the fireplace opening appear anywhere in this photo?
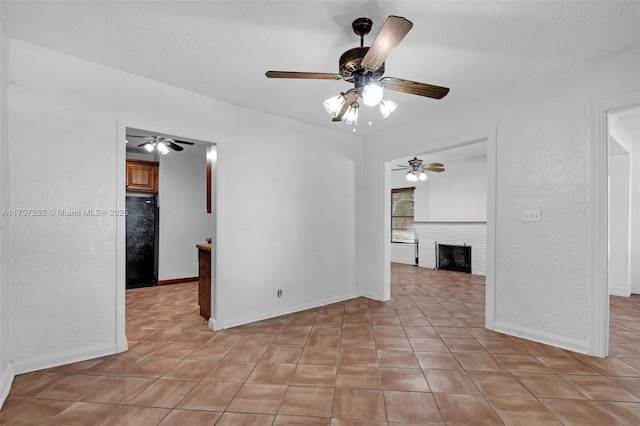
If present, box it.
[435,242,471,273]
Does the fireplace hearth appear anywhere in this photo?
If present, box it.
[435,242,471,273]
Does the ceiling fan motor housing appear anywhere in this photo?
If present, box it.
[339,47,385,82]
[408,157,423,171]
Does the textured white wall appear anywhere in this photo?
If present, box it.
[424,156,486,222]
[157,143,211,281]
[6,41,360,372]
[362,45,640,352]
[0,27,12,403]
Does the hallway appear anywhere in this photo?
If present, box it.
[2,264,639,424]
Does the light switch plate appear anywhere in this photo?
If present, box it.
[522,209,541,222]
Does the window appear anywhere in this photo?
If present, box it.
[391,187,415,243]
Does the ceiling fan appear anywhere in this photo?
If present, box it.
[265,15,449,126]
[126,135,194,155]
[392,157,444,182]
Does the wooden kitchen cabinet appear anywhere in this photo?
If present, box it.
[126,159,159,193]
[197,243,211,320]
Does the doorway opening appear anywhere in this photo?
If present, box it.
[383,128,497,329]
[608,106,640,298]
[607,106,640,358]
[117,123,217,352]
[590,91,640,357]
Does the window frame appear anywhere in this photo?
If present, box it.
[391,186,416,243]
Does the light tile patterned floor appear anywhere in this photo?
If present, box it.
[2,264,640,425]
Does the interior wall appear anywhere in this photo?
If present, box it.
[632,131,640,294]
[608,143,631,296]
[423,156,487,222]
[0,26,13,404]
[632,129,640,295]
[5,40,360,374]
[390,155,487,222]
[362,45,640,354]
[158,143,211,281]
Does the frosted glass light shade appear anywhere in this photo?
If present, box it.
[405,171,418,182]
[342,102,359,126]
[323,93,346,117]
[362,82,383,106]
[144,143,155,152]
[157,142,169,155]
[418,171,428,181]
[378,97,397,119]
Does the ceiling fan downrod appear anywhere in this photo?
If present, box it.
[352,17,372,48]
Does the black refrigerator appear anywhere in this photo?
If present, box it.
[126,195,159,289]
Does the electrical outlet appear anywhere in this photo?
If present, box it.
[521,209,542,222]
[277,289,283,298]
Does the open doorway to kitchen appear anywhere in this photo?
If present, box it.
[382,128,497,328]
[116,122,217,352]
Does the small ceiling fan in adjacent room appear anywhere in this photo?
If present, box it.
[393,157,444,182]
[126,135,194,155]
[265,15,450,127]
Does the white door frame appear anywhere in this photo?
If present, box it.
[381,127,497,329]
[589,90,640,357]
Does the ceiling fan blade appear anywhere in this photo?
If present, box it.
[137,142,151,148]
[423,167,445,172]
[331,91,358,122]
[265,71,343,80]
[381,77,449,99]
[166,141,184,151]
[173,139,195,145]
[361,16,413,72]
[391,168,409,171]
[423,163,444,168]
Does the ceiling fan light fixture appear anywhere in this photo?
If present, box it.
[157,142,169,155]
[418,171,428,181]
[362,81,384,106]
[378,97,397,119]
[342,102,359,125]
[144,142,155,153]
[405,171,418,182]
[323,93,346,117]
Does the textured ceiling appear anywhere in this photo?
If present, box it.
[2,1,640,135]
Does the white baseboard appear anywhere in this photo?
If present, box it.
[494,321,589,355]
[13,343,117,376]
[222,292,361,329]
[390,257,415,265]
[0,364,15,410]
[609,286,631,297]
[361,291,389,301]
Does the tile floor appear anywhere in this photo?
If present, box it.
[2,263,640,425]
